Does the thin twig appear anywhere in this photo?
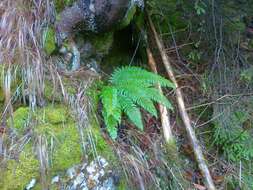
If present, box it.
[186,93,253,111]
[147,14,216,190]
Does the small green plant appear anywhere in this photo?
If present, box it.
[100,66,175,139]
[214,111,253,161]
[240,66,253,83]
[194,0,206,16]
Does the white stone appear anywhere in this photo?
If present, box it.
[51,176,60,184]
[25,178,36,190]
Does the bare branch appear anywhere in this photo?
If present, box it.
[147,14,216,190]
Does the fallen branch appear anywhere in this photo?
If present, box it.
[146,47,175,145]
[147,14,216,190]
[147,47,192,189]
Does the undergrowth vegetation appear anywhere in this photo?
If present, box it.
[213,109,253,162]
[1,0,253,189]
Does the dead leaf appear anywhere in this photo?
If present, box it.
[213,175,224,184]
[193,183,207,190]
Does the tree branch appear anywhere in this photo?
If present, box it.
[147,14,216,190]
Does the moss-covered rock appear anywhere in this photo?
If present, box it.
[3,96,121,189]
[3,104,83,189]
[44,76,77,102]
[90,32,114,56]
[89,123,116,162]
[0,146,40,190]
[8,107,30,130]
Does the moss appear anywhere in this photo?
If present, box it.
[4,100,119,188]
[44,77,77,101]
[50,123,82,173]
[6,104,83,184]
[39,105,68,124]
[7,107,30,131]
[0,145,40,190]
[118,5,137,30]
[35,105,82,173]
[43,27,56,55]
[88,117,117,163]
[54,0,75,13]
[44,80,59,101]
[62,78,77,95]
[90,32,114,56]
[117,179,128,190]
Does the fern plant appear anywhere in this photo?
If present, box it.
[100,66,175,139]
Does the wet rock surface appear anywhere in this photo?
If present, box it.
[46,0,144,72]
[25,156,117,190]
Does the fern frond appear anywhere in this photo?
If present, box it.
[100,86,121,120]
[99,66,174,139]
[118,86,157,117]
[100,86,121,139]
[117,83,148,102]
[145,88,173,110]
[118,95,143,130]
[137,97,158,117]
[102,110,118,139]
[117,83,173,111]
[110,66,175,88]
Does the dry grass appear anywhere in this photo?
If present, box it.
[0,1,52,189]
[0,0,52,110]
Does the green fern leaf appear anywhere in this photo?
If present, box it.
[137,97,158,117]
[100,86,121,121]
[100,86,121,139]
[110,66,175,89]
[102,110,118,139]
[99,66,174,139]
[117,86,157,117]
[117,83,173,111]
[118,95,143,130]
[145,88,173,110]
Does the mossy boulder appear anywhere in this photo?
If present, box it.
[43,76,77,102]
[3,105,82,189]
[3,102,120,189]
[0,145,40,190]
